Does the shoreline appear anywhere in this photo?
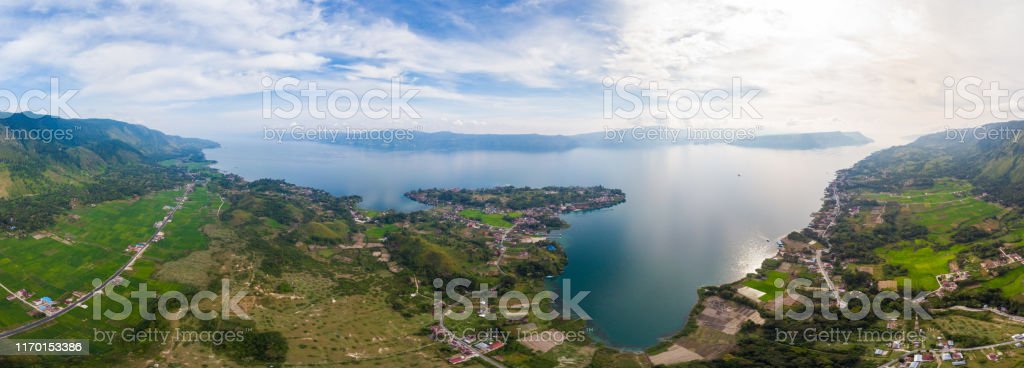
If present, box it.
[199,144,843,357]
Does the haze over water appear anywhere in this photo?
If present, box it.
[206,139,877,348]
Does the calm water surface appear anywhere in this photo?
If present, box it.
[205,139,877,349]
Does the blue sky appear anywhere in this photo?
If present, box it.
[0,0,1022,143]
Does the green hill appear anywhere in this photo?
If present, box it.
[848,120,1024,205]
[0,112,217,197]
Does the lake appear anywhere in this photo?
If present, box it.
[205,138,877,349]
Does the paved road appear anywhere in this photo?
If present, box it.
[815,249,837,293]
[0,184,194,339]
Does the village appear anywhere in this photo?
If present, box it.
[428,325,507,365]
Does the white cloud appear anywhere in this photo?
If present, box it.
[0,0,1022,141]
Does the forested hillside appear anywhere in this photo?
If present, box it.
[0,113,218,232]
[0,113,217,198]
[848,120,1024,205]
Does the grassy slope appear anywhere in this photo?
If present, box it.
[742,270,790,301]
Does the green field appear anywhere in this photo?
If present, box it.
[0,187,208,331]
[876,245,964,290]
[364,223,399,242]
[459,209,514,228]
[986,266,1024,298]
[55,190,183,249]
[742,270,790,301]
[859,180,972,204]
[859,180,1004,235]
[145,187,215,261]
[0,190,182,302]
[909,199,1003,234]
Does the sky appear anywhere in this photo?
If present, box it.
[1,0,1022,144]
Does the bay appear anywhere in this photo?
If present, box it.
[205,138,876,349]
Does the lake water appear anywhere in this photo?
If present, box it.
[205,138,878,349]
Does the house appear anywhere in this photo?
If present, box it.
[447,355,469,364]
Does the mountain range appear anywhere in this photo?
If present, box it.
[317,128,873,151]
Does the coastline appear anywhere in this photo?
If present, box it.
[200,143,851,358]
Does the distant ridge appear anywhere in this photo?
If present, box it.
[315,128,872,152]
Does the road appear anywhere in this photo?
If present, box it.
[493,223,517,276]
[938,305,1024,324]
[816,183,841,304]
[0,183,194,339]
[0,281,44,314]
[815,249,837,293]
